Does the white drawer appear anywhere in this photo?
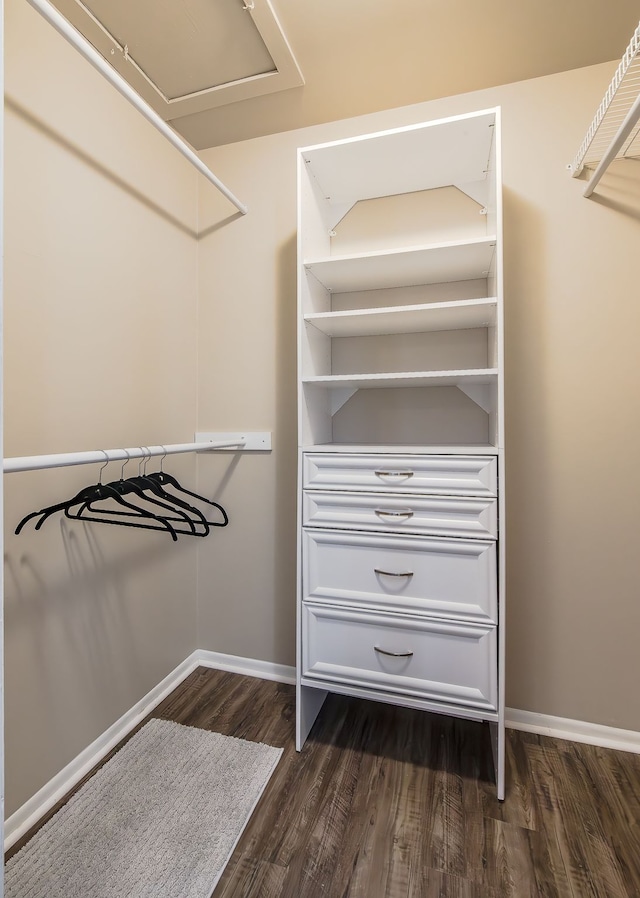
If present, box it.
[303,529,497,623]
[303,490,497,539]
[302,603,497,712]
[303,453,497,496]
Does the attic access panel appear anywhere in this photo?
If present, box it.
[50,0,303,121]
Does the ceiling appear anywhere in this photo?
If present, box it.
[50,0,640,149]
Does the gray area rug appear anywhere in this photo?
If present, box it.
[5,718,283,897]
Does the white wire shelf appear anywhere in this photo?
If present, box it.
[570,20,640,195]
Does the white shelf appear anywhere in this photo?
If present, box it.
[301,110,497,207]
[304,238,496,293]
[305,297,497,338]
[303,369,498,390]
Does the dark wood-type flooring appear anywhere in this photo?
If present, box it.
[8,667,640,897]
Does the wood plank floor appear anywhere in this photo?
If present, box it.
[8,667,640,897]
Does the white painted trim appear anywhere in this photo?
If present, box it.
[193,649,296,685]
[4,650,295,850]
[4,653,201,849]
[506,707,640,754]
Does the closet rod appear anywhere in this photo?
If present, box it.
[3,440,245,474]
[25,0,248,215]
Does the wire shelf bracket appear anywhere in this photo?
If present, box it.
[569,21,640,197]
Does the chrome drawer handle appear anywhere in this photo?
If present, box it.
[374,469,414,479]
[374,646,414,658]
[374,508,414,518]
[374,568,414,578]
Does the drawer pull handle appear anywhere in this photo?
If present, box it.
[374,508,414,519]
[374,568,414,578]
[374,646,414,658]
[374,469,414,479]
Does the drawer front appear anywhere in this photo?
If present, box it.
[303,491,497,539]
[304,453,497,496]
[302,603,497,711]
[303,529,497,623]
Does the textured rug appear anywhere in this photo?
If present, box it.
[5,718,283,897]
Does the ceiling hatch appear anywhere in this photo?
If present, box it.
[50,0,304,121]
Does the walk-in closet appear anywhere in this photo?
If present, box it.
[2,0,640,895]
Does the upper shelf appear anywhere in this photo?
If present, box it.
[303,369,498,390]
[570,21,640,195]
[300,109,497,208]
[305,297,497,338]
[304,237,496,293]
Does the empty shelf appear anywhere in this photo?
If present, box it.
[303,369,498,390]
[301,111,497,206]
[304,238,496,293]
[304,298,498,338]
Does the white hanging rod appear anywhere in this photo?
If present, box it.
[25,0,248,215]
[3,440,245,474]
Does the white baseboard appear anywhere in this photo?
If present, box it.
[6,654,638,849]
[192,649,296,685]
[506,707,640,754]
[4,653,201,850]
[4,650,295,850]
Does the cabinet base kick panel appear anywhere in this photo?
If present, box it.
[302,603,498,711]
[303,529,497,622]
[300,677,499,724]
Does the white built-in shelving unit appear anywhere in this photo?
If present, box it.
[296,108,506,798]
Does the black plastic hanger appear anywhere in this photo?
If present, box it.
[74,451,204,536]
[70,477,195,535]
[15,450,228,538]
[122,450,210,534]
[144,468,228,528]
[131,473,211,535]
[16,480,180,540]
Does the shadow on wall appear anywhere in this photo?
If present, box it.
[3,508,199,814]
[273,233,298,666]
[203,453,243,501]
[198,211,246,239]
[583,158,640,221]
[6,96,199,238]
[4,517,186,699]
[502,186,558,710]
